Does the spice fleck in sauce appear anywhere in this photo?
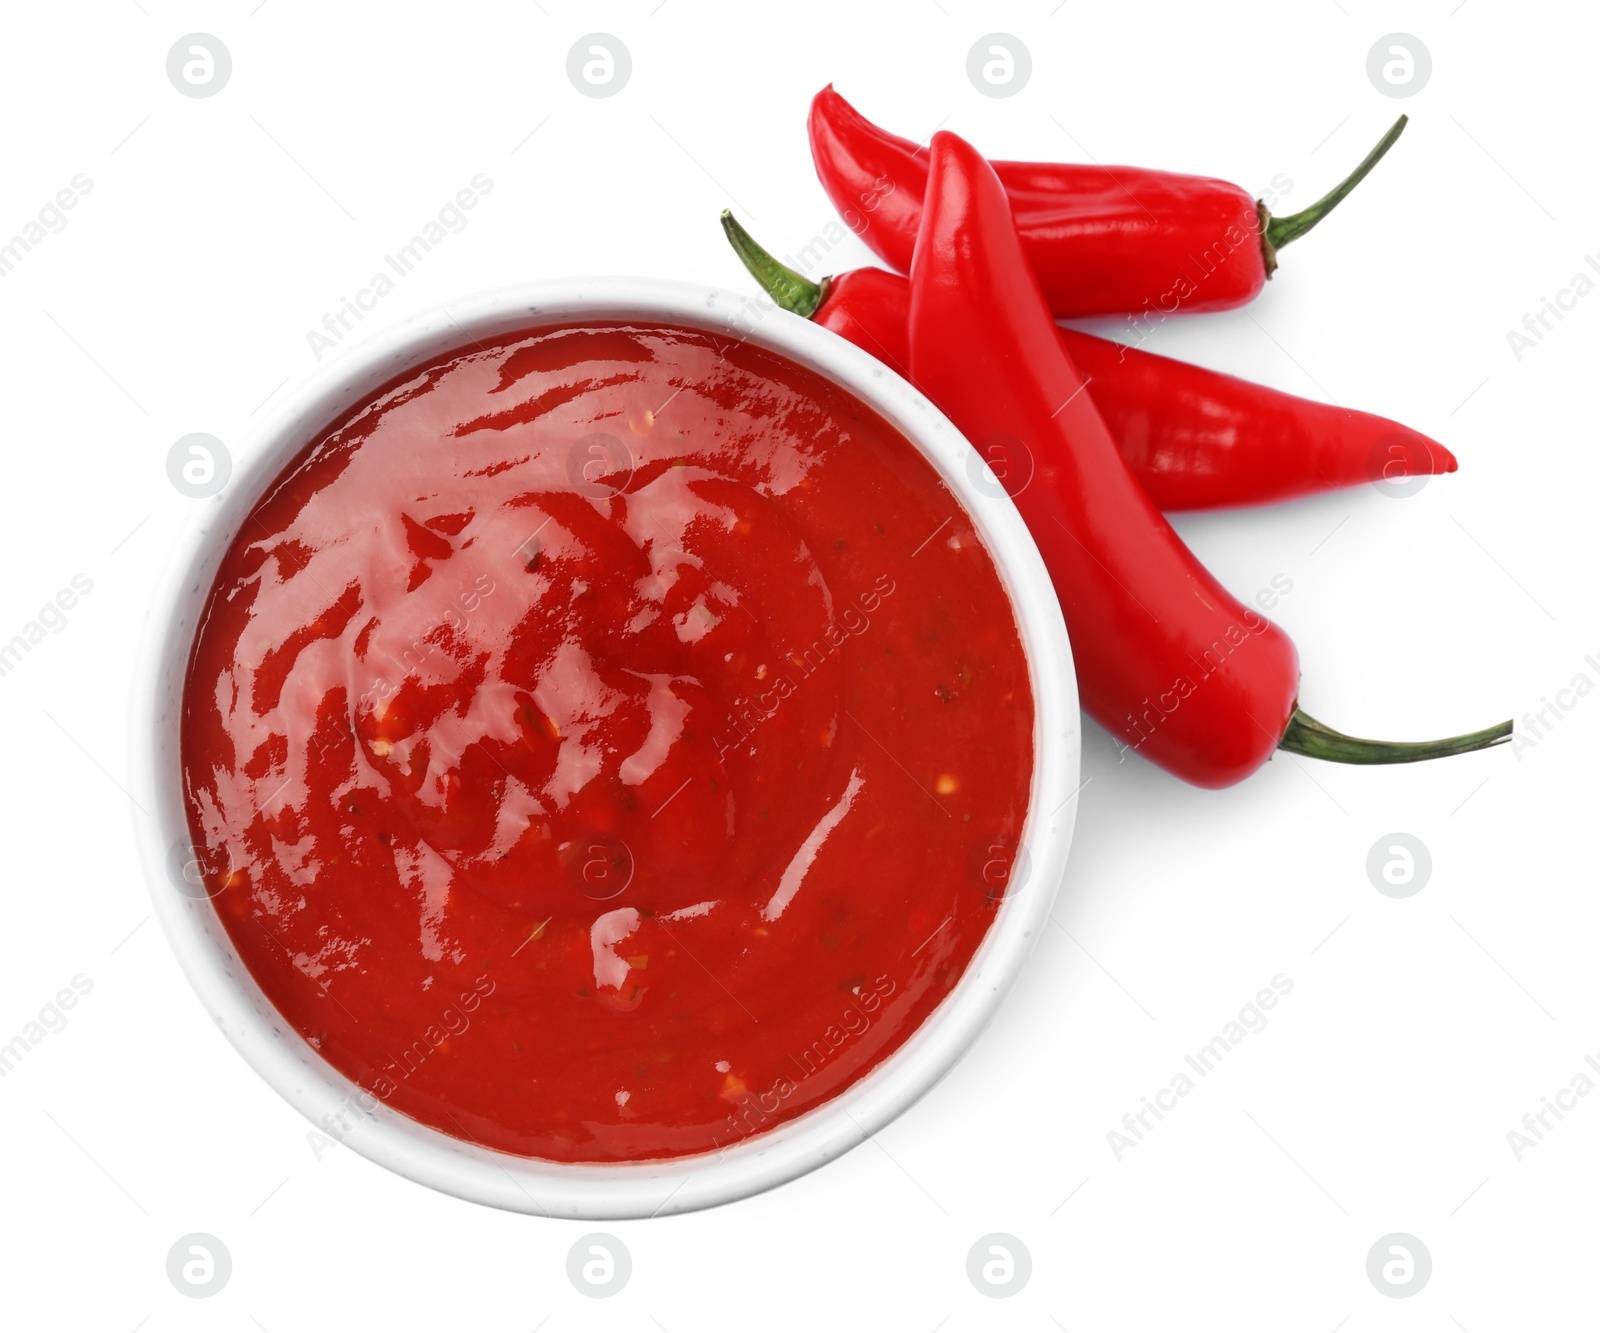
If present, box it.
[181,323,1033,1161]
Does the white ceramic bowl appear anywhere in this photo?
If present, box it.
[130,278,1080,1219]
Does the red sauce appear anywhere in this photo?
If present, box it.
[181,323,1034,1162]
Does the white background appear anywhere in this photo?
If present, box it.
[0,1,1592,1327]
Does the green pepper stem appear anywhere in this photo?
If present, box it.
[1260,115,1408,273]
[1278,706,1511,765]
[720,210,827,317]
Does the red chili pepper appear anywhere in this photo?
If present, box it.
[810,86,1408,320]
[905,131,1507,788]
[720,212,1456,511]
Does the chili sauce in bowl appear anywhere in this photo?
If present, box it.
[180,321,1033,1162]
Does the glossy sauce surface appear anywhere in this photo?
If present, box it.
[182,323,1034,1161]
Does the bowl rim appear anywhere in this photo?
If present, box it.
[128,276,1081,1219]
